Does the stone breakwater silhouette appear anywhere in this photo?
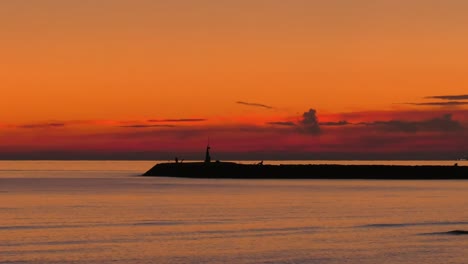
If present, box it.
[144,146,468,179]
[143,162,468,179]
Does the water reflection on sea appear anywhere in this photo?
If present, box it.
[1,161,468,264]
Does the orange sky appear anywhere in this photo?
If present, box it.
[1,1,468,159]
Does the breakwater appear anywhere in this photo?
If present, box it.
[143,162,468,179]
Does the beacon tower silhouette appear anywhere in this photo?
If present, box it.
[204,144,211,163]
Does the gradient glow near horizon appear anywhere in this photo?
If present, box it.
[1,1,467,159]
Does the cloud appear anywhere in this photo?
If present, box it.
[403,94,468,108]
[236,101,274,109]
[4,109,467,160]
[363,114,463,133]
[425,94,468,100]
[319,121,350,126]
[268,109,350,131]
[405,101,468,106]
[267,121,296,126]
[148,118,207,123]
[299,109,321,134]
[19,123,66,129]
[120,124,176,128]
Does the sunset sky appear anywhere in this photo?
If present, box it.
[1,1,467,159]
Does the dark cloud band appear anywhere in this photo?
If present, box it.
[148,119,207,123]
[19,123,65,129]
[267,121,296,126]
[361,114,463,133]
[319,121,350,126]
[425,95,468,100]
[406,101,468,106]
[120,124,176,128]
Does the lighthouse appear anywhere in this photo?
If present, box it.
[204,144,211,163]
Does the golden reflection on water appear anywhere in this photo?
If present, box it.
[1,161,468,263]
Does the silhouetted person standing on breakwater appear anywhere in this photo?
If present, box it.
[204,145,211,163]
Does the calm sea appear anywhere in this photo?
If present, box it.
[1,160,468,264]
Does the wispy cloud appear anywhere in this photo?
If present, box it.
[19,123,66,129]
[148,118,207,123]
[267,121,296,126]
[425,94,468,100]
[236,101,274,109]
[120,124,176,128]
[319,121,350,126]
[406,101,468,106]
[402,94,468,108]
